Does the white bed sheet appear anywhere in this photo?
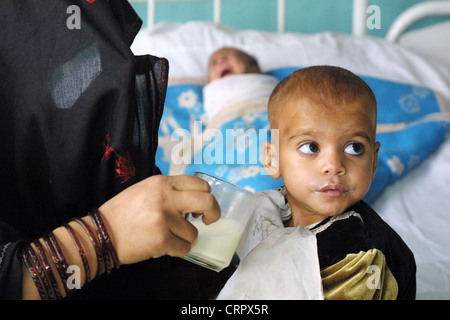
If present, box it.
[371,137,450,300]
[397,21,450,70]
[131,22,450,299]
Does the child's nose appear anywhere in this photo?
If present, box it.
[321,152,346,176]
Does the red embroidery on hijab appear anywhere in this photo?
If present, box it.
[102,134,115,160]
[114,151,135,183]
[102,134,136,183]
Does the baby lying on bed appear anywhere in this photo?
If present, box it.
[218,66,417,300]
[207,47,261,82]
[203,47,279,122]
[185,47,283,190]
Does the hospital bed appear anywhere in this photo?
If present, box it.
[130,0,450,300]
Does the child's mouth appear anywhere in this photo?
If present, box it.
[315,184,352,198]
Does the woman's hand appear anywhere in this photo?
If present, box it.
[98,175,221,265]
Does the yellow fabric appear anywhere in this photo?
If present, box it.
[320,249,398,300]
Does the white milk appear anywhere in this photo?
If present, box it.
[188,219,243,270]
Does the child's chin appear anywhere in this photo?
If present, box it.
[315,204,349,218]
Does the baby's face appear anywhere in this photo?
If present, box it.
[208,48,251,82]
[271,98,379,227]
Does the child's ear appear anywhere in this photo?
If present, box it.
[262,141,281,179]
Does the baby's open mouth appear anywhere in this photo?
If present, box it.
[220,68,233,78]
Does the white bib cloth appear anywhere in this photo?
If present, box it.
[217,190,324,300]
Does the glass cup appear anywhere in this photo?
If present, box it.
[182,171,259,272]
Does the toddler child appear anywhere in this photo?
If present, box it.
[218,66,416,300]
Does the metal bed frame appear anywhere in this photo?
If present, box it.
[130,0,450,41]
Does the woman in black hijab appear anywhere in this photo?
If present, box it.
[0,0,233,299]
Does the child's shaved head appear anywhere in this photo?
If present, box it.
[268,66,377,137]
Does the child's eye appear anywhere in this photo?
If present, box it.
[299,142,319,154]
[344,142,364,155]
